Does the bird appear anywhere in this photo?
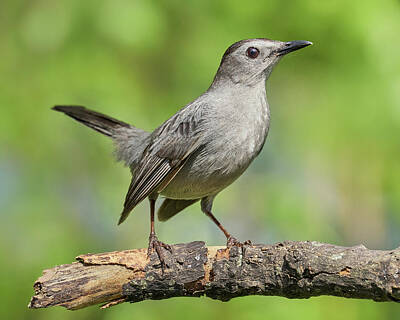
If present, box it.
[53,38,312,267]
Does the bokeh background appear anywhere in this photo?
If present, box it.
[1,0,400,319]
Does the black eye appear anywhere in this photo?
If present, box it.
[246,47,259,59]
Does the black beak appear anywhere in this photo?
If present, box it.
[277,40,313,56]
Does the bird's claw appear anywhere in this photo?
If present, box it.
[226,236,253,248]
[227,236,240,247]
[147,233,171,271]
[226,237,253,258]
[243,239,253,246]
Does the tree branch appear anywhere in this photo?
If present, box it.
[29,241,400,310]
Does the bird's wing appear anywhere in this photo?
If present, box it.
[118,108,204,224]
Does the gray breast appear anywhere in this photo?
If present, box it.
[161,89,270,200]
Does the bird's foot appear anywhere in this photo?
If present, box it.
[226,236,240,247]
[147,233,172,271]
[226,236,253,248]
[243,239,253,246]
[226,237,253,258]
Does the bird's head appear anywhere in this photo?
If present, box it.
[212,38,312,87]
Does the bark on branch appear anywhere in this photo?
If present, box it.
[29,241,400,310]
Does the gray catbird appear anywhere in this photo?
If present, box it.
[53,38,312,266]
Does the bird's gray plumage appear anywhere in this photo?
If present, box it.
[53,38,312,227]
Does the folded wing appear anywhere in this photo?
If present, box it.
[118,109,203,224]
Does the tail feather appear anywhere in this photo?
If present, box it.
[52,105,131,137]
[54,105,152,223]
[157,198,199,221]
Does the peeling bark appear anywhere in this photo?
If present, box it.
[29,241,400,310]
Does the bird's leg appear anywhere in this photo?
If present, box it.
[203,208,240,247]
[203,208,254,261]
[201,196,252,248]
[147,199,171,270]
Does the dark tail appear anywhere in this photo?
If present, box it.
[52,105,131,137]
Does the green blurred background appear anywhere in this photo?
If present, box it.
[1,0,400,319]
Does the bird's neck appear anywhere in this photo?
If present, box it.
[208,75,268,102]
[209,67,269,90]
